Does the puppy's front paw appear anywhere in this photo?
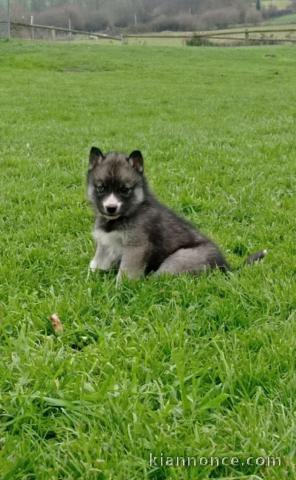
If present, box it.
[89,258,98,272]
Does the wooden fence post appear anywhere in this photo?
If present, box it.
[245,29,249,44]
[68,18,72,41]
[30,16,34,40]
[7,0,11,39]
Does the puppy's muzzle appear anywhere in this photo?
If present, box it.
[103,193,122,217]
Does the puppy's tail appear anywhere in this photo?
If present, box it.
[245,249,268,265]
[223,249,268,274]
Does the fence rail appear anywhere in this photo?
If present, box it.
[1,21,296,45]
[0,21,121,41]
[127,25,296,45]
[127,27,296,39]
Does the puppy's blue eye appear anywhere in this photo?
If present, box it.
[119,186,132,196]
[96,185,105,195]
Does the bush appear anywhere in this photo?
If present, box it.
[150,14,183,31]
[34,5,84,29]
[186,34,213,46]
[33,5,109,31]
[199,6,243,30]
[245,9,263,25]
[262,5,293,20]
[83,11,109,31]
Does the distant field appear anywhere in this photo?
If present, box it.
[0,41,295,479]
[264,12,296,24]
[261,0,291,7]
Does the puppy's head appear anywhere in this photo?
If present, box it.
[87,147,145,219]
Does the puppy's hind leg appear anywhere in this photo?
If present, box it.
[154,244,229,276]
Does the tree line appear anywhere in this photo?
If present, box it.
[1,0,295,32]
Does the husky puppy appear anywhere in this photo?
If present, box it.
[87,147,265,284]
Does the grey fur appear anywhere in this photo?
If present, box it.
[87,147,231,284]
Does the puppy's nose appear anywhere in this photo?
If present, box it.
[106,205,118,215]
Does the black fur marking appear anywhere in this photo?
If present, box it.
[128,150,144,173]
[89,146,104,169]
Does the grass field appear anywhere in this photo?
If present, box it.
[0,40,295,480]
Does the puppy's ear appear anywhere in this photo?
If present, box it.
[128,150,144,174]
[89,146,104,169]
